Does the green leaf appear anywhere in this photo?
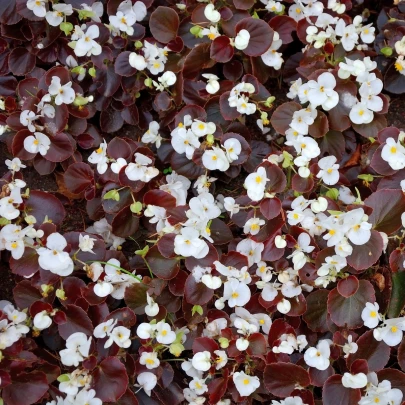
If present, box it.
[387,272,405,318]
[60,22,73,35]
[57,374,70,383]
[190,26,203,38]
[192,305,203,316]
[169,342,184,357]
[135,245,149,257]
[130,201,143,214]
[103,190,120,201]
[381,47,393,57]
[358,174,374,183]
[325,188,339,200]
[88,67,96,77]
[0,218,11,226]
[78,9,95,20]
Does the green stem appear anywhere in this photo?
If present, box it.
[86,261,143,282]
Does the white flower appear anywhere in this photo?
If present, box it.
[155,321,176,344]
[307,72,339,110]
[94,281,114,297]
[24,132,50,156]
[142,121,162,148]
[154,71,176,91]
[290,108,316,135]
[304,339,331,370]
[204,4,221,23]
[214,350,228,369]
[224,197,240,217]
[275,235,287,248]
[342,335,358,358]
[244,218,265,235]
[27,0,48,17]
[223,138,241,163]
[261,32,284,70]
[137,372,157,396]
[360,24,375,43]
[20,110,38,132]
[33,311,52,330]
[140,351,160,369]
[189,378,208,395]
[244,166,269,201]
[277,298,292,314]
[235,29,250,50]
[361,302,381,328]
[174,227,209,259]
[192,351,211,371]
[118,0,147,22]
[129,52,147,70]
[202,147,230,171]
[73,389,102,405]
[46,4,73,26]
[136,322,155,340]
[342,372,368,389]
[343,208,372,245]
[359,379,403,405]
[106,326,131,348]
[72,25,102,57]
[37,233,74,276]
[335,19,358,51]
[317,155,340,185]
[236,337,250,351]
[233,371,260,397]
[381,138,405,170]
[5,158,26,173]
[223,278,251,307]
[145,293,159,317]
[373,318,405,347]
[59,332,92,367]
[88,140,109,174]
[109,11,136,35]
[236,96,256,115]
[202,25,220,41]
[171,128,200,159]
[79,234,96,254]
[349,102,373,124]
[202,74,220,94]
[93,319,117,338]
[359,78,383,112]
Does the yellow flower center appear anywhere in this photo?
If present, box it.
[358,110,364,116]
[146,358,155,365]
[391,146,397,154]
[259,319,265,325]
[391,326,398,333]
[255,176,262,183]
[161,330,167,336]
[231,292,239,298]
[96,147,103,154]
[243,378,250,385]
[208,33,216,40]
[251,223,259,231]
[212,155,217,161]
[198,123,205,130]
[370,311,377,318]
[395,62,404,72]
[11,242,18,249]
[33,139,39,145]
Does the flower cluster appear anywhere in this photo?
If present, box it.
[1,0,405,403]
